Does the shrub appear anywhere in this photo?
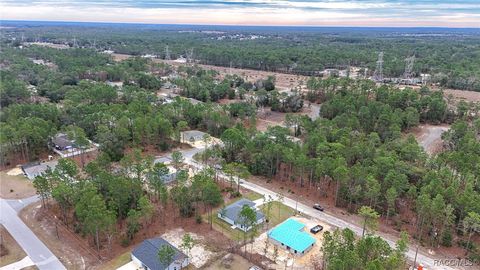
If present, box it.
[195,214,202,224]
[441,230,453,247]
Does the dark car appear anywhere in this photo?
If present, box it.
[310,225,324,234]
[313,203,324,211]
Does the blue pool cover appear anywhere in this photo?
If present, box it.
[268,218,316,253]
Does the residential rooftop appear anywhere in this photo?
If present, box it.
[268,218,315,254]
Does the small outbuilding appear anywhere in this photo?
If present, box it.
[132,238,189,270]
[218,198,265,232]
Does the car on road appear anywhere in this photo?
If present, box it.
[313,203,324,211]
[310,225,324,234]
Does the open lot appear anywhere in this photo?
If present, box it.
[411,124,450,155]
[20,201,100,269]
[97,250,131,270]
[0,171,36,199]
[161,228,215,268]
[204,253,252,270]
[0,225,27,267]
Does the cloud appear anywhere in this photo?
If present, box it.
[1,0,479,27]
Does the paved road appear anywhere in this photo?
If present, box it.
[0,197,66,270]
[183,156,454,270]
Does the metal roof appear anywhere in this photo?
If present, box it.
[52,133,75,149]
[268,219,316,253]
[181,130,207,141]
[21,160,58,180]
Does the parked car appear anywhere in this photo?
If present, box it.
[313,203,324,211]
[310,225,324,234]
[249,266,262,270]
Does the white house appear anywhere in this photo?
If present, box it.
[218,198,265,232]
[132,238,189,270]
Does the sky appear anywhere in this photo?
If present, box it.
[1,0,480,28]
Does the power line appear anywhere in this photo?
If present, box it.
[165,45,171,60]
[404,55,415,80]
[373,52,384,82]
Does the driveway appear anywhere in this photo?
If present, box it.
[0,197,66,270]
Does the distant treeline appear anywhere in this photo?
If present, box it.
[2,23,480,91]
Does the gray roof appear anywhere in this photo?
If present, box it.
[182,130,207,142]
[132,238,186,270]
[220,198,264,224]
[52,133,75,149]
[21,160,58,180]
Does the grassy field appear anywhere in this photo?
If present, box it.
[0,171,36,199]
[260,201,295,228]
[211,200,294,241]
[99,250,131,270]
[240,191,263,201]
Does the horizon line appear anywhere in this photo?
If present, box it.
[2,19,480,30]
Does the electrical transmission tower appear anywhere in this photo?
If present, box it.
[373,52,384,82]
[186,48,194,64]
[165,45,171,60]
[404,55,415,79]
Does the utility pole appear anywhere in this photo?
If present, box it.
[373,52,384,82]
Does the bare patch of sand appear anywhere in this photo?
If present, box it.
[161,228,214,268]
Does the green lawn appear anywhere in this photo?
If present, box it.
[99,250,131,270]
[211,215,246,241]
[210,200,294,241]
[260,201,295,228]
[241,191,263,201]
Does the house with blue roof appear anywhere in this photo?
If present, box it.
[218,198,265,232]
[131,237,189,270]
[268,218,316,255]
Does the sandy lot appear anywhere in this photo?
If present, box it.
[111,53,308,91]
[411,124,450,155]
[161,228,215,268]
[204,253,253,270]
[0,171,36,199]
[113,53,480,105]
[244,216,331,270]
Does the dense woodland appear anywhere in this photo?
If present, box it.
[2,21,480,91]
[0,27,480,268]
